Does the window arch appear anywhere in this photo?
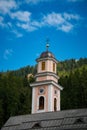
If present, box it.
[54,98,57,111]
[39,96,44,110]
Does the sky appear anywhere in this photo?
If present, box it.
[0,0,87,72]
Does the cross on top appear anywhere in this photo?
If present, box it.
[46,39,50,51]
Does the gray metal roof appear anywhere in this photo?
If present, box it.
[1,109,87,130]
[40,51,54,58]
[36,51,58,63]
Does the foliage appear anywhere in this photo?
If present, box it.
[5,65,37,78]
[59,66,87,110]
[0,58,87,128]
[0,72,33,128]
[57,58,87,76]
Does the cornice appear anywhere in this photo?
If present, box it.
[30,80,63,90]
[35,72,59,80]
[36,57,58,63]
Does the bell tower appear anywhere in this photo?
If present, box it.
[30,43,63,114]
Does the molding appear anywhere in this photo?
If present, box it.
[48,85,53,111]
[56,90,60,111]
[32,87,35,113]
[35,72,59,80]
[30,80,63,90]
[36,57,58,64]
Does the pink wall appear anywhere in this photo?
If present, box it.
[33,85,49,113]
[36,75,58,83]
[37,60,57,74]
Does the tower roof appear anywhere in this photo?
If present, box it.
[40,51,55,59]
[36,51,57,63]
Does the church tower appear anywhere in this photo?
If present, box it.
[30,44,63,114]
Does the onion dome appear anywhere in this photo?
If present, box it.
[36,41,57,63]
[36,50,57,63]
[40,51,55,58]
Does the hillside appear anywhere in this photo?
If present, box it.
[0,58,87,128]
[57,58,87,76]
[2,58,87,77]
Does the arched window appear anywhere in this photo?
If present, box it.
[54,98,57,111]
[39,96,44,110]
[53,63,55,72]
[42,62,45,70]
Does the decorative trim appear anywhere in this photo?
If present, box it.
[30,80,63,90]
[48,85,53,111]
[35,72,59,80]
[58,90,60,110]
[36,57,58,64]
[39,88,45,94]
[32,87,35,113]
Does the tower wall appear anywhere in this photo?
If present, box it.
[36,75,58,83]
[37,60,57,74]
[32,85,60,114]
[30,50,63,114]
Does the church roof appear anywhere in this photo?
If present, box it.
[1,108,87,130]
[40,51,54,58]
[36,51,58,63]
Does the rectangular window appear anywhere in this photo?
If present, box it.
[53,63,55,72]
[42,62,45,70]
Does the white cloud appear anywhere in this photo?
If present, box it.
[0,16,4,27]
[68,0,84,2]
[31,21,42,28]
[63,13,80,20]
[11,30,23,38]
[58,23,73,32]
[0,16,10,28]
[0,5,81,35]
[41,12,80,32]
[25,0,53,4]
[4,49,13,60]
[0,17,22,37]
[17,22,37,32]
[16,12,80,33]
[0,16,4,22]
[7,22,13,28]
[26,0,40,4]
[43,12,64,26]
[0,0,17,14]
[9,11,31,22]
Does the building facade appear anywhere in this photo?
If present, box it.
[30,49,63,114]
[1,44,87,130]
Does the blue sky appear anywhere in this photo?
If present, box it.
[0,0,87,71]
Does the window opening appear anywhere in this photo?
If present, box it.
[32,122,41,128]
[53,63,55,72]
[74,118,84,124]
[54,98,57,111]
[39,96,44,110]
[54,90,57,94]
[42,62,45,70]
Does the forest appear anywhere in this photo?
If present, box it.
[0,58,87,128]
